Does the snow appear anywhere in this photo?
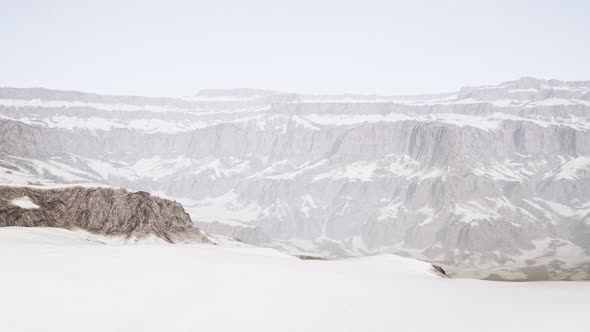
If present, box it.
[3,95,589,137]
[0,98,184,113]
[0,162,119,192]
[300,194,318,217]
[182,95,266,102]
[377,200,405,221]
[191,157,251,178]
[454,202,499,223]
[28,158,96,182]
[80,158,137,180]
[0,106,274,133]
[77,156,251,182]
[38,115,126,131]
[0,227,588,332]
[312,161,377,182]
[184,191,263,225]
[508,88,539,93]
[524,98,590,107]
[303,113,502,131]
[533,198,590,218]
[290,115,320,130]
[3,156,99,183]
[249,159,328,180]
[471,161,527,182]
[10,196,39,209]
[263,198,289,218]
[544,156,590,181]
[303,113,415,125]
[1,114,215,133]
[0,164,59,186]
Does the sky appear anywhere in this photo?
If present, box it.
[1,0,589,97]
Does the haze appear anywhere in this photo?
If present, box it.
[1,0,588,97]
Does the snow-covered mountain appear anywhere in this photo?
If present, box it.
[1,77,589,279]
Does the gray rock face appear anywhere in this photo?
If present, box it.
[0,186,210,243]
[0,77,589,278]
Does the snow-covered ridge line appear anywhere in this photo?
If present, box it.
[1,112,588,134]
[1,102,589,134]
[2,76,590,106]
[0,98,188,113]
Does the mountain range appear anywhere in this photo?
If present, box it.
[1,77,589,280]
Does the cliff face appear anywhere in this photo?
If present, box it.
[0,186,210,243]
[0,77,589,275]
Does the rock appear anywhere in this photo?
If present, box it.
[432,264,448,277]
[0,186,210,243]
[295,255,329,260]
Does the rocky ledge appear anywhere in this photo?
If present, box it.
[0,186,211,243]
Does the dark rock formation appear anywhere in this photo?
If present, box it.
[432,264,448,277]
[295,254,329,260]
[0,186,211,243]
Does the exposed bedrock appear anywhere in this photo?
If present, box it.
[0,186,210,243]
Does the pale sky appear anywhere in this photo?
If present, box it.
[1,0,588,97]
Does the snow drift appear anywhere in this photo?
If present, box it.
[0,227,588,332]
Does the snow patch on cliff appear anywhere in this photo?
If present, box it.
[10,196,39,209]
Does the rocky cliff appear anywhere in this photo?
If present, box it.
[0,186,210,243]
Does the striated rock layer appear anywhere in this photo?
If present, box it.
[0,186,210,243]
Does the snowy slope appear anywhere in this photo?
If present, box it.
[0,227,588,332]
[1,77,590,278]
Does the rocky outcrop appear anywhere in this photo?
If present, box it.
[432,265,448,277]
[0,186,211,243]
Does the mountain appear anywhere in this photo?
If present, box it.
[1,77,589,279]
